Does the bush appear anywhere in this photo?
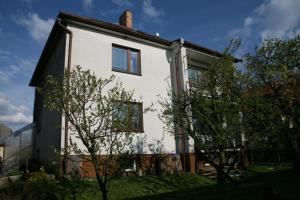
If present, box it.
[27,167,50,183]
[27,172,49,183]
[6,169,22,176]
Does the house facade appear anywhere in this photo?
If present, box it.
[29,10,224,177]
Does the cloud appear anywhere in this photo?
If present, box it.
[230,0,300,41]
[0,50,11,60]
[83,0,93,10]
[257,0,300,39]
[99,9,120,17]
[111,0,132,7]
[0,113,32,124]
[0,55,35,84]
[0,71,10,84]
[14,13,54,42]
[21,0,35,3]
[142,0,163,23]
[0,92,32,126]
[99,0,132,17]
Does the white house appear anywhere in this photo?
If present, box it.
[29,10,226,177]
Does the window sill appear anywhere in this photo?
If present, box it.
[112,128,144,133]
[112,68,142,76]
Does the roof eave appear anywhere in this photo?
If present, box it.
[29,21,63,86]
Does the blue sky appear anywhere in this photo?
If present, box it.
[0,0,300,131]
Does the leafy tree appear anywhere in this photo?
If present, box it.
[245,35,300,173]
[40,66,138,200]
[160,41,261,184]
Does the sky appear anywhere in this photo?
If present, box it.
[0,0,300,131]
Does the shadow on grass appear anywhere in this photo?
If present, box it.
[124,169,299,200]
[0,167,298,200]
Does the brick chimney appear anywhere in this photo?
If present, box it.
[119,10,133,28]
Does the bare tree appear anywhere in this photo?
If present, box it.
[41,66,139,200]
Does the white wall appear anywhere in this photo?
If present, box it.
[64,25,176,154]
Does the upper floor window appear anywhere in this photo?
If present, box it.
[188,65,203,80]
[112,44,141,75]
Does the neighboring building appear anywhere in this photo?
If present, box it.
[29,10,226,177]
[0,124,12,160]
[1,123,33,173]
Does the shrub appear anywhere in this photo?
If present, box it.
[27,167,50,183]
[6,169,22,176]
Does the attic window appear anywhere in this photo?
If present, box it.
[112,44,141,75]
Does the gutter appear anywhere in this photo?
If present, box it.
[57,19,73,174]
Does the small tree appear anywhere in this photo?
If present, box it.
[160,41,261,184]
[245,36,300,172]
[41,66,138,200]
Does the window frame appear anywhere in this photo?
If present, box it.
[112,101,144,133]
[187,65,205,81]
[112,44,142,76]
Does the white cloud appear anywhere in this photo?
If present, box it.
[0,50,11,56]
[0,92,32,125]
[0,56,34,84]
[257,0,300,39]
[83,0,93,10]
[0,113,32,124]
[230,0,300,41]
[142,0,163,23]
[14,13,54,42]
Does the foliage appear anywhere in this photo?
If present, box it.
[159,40,262,184]
[244,35,300,172]
[40,65,139,200]
[27,167,50,183]
[5,169,23,176]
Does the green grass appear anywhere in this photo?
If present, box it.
[0,166,298,200]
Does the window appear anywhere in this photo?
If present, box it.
[112,102,143,132]
[112,45,141,75]
[188,65,203,80]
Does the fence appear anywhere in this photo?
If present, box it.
[247,150,293,166]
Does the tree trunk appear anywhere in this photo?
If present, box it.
[216,164,226,185]
[292,153,300,176]
[216,150,226,185]
[238,148,247,169]
[90,152,109,200]
[101,188,108,200]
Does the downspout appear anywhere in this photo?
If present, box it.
[57,20,73,174]
[172,39,186,171]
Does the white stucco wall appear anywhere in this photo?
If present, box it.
[63,24,176,154]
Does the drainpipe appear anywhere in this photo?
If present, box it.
[172,38,187,172]
[57,19,73,174]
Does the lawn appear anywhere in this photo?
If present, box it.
[0,166,298,200]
